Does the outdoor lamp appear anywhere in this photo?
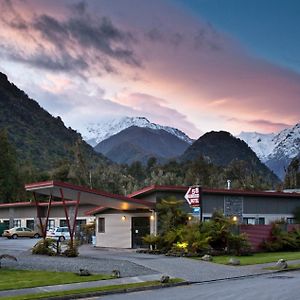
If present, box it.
[121,216,126,221]
[150,215,155,221]
[232,216,238,222]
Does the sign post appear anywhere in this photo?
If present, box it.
[184,186,202,221]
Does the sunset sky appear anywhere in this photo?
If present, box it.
[1,0,300,139]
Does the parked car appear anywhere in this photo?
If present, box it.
[46,226,70,241]
[2,227,40,239]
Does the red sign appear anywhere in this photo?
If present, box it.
[184,186,200,207]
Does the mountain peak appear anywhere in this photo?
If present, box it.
[83,116,193,146]
[237,123,300,179]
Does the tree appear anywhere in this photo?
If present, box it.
[0,129,20,202]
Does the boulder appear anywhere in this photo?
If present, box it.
[201,254,213,262]
[112,269,121,278]
[79,268,91,276]
[276,259,288,270]
[160,275,170,283]
[228,257,240,266]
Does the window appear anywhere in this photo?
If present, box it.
[26,220,35,230]
[258,217,265,225]
[60,219,67,227]
[243,218,256,225]
[76,219,87,231]
[98,218,105,233]
[47,219,55,230]
[287,218,296,224]
[13,220,21,227]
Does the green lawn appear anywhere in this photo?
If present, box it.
[1,279,184,300]
[208,251,300,265]
[0,269,113,291]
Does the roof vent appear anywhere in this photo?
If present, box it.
[227,179,231,190]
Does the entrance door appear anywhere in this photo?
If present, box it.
[131,217,150,248]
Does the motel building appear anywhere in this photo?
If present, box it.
[0,181,300,248]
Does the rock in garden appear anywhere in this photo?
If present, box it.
[79,268,91,276]
[112,269,121,278]
[160,275,170,283]
[228,257,240,266]
[276,259,288,269]
[201,254,213,262]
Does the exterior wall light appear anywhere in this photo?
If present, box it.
[188,216,192,221]
[232,216,238,222]
[150,215,155,221]
[121,216,126,221]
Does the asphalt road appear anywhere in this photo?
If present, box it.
[0,236,39,252]
[86,271,300,300]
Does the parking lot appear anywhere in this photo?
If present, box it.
[0,236,39,252]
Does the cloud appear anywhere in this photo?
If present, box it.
[0,1,141,76]
[0,0,299,137]
[113,92,201,138]
[228,118,291,133]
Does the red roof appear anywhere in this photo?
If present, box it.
[25,181,154,210]
[129,185,300,199]
[0,200,77,208]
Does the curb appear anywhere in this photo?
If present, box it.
[40,281,190,300]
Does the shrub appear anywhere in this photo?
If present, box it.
[32,238,57,256]
[227,233,251,255]
[260,223,300,252]
[182,222,211,254]
[63,240,79,257]
[142,234,161,250]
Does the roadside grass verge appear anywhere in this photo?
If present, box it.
[0,269,113,291]
[264,263,300,271]
[193,251,300,266]
[1,279,184,300]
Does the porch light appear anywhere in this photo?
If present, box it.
[232,216,238,222]
[150,215,155,221]
[121,216,126,221]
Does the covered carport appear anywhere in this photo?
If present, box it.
[25,181,155,245]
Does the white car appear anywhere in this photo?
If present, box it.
[46,227,70,241]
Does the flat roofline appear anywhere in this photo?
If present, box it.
[0,200,78,208]
[129,185,300,199]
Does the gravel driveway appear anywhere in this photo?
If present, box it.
[0,238,158,277]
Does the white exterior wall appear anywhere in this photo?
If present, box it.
[196,213,295,225]
[95,212,153,248]
[242,214,294,224]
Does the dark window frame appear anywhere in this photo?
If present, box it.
[98,218,105,233]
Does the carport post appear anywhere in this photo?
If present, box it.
[33,192,53,239]
[59,188,80,244]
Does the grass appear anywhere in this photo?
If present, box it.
[207,251,300,265]
[265,263,300,271]
[0,279,184,300]
[0,268,113,291]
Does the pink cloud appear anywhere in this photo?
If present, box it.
[0,0,299,136]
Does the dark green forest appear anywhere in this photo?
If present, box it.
[1,127,293,203]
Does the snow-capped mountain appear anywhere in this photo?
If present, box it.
[83,116,194,146]
[237,131,276,162]
[237,123,300,179]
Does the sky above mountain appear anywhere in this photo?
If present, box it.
[0,0,299,139]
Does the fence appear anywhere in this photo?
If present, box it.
[240,224,300,251]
